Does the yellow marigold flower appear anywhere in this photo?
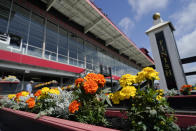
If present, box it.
[41,87,50,94]
[21,91,29,97]
[111,91,120,104]
[37,96,41,100]
[8,94,16,99]
[156,89,164,96]
[160,121,165,125]
[141,67,160,80]
[156,95,163,101]
[119,86,137,100]
[119,74,136,87]
[136,72,146,83]
[112,98,120,104]
[48,89,60,95]
[108,93,113,99]
[159,89,164,92]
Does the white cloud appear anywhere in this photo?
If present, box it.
[183,63,196,73]
[177,29,196,85]
[118,17,134,36]
[170,0,196,85]
[177,29,196,58]
[186,75,196,85]
[183,63,196,85]
[128,0,168,20]
[171,1,196,36]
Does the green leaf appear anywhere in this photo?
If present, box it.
[105,96,112,107]
[101,88,111,93]
[146,107,151,110]
[150,109,157,116]
[35,111,47,119]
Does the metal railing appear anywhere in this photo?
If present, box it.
[0,41,136,76]
[181,56,196,76]
[0,41,94,70]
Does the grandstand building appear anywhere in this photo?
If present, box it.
[0,0,153,94]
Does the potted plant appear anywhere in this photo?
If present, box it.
[109,67,180,130]
[180,85,192,95]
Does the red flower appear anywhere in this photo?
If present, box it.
[69,100,81,114]
[75,78,84,87]
[26,97,35,108]
[97,74,106,87]
[180,85,192,92]
[83,80,98,94]
[34,90,42,97]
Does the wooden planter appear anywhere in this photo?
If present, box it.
[1,107,196,130]
[106,109,196,129]
[0,108,119,131]
[167,95,196,110]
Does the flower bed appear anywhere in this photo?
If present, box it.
[0,67,182,130]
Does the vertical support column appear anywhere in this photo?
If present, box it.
[42,17,47,58]
[146,13,187,90]
[56,24,60,62]
[26,10,32,55]
[6,0,13,33]
[67,33,70,64]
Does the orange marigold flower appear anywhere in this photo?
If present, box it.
[84,73,98,81]
[97,74,106,87]
[16,92,22,100]
[180,85,192,92]
[26,97,35,108]
[84,73,106,88]
[83,80,98,94]
[69,100,80,114]
[75,78,84,87]
[34,90,42,97]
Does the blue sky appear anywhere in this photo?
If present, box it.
[93,0,196,85]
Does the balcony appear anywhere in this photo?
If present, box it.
[0,34,97,72]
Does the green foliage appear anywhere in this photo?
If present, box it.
[71,87,109,126]
[32,95,56,113]
[75,97,108,126]
[187,124,196,131]
[165,89,179,96]
[127,88,180,131]
[0,89,73,119]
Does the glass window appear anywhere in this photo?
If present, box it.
[45,20,58,61]
[84,41,96,70]
[111,58,116,75]
[0,0,11,33]
[28,13,44,58]
[9,3,30,49]
[77,38,85,68]
[68,33,78,66]
[58,26,68,63]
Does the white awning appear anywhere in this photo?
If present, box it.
[42,0,154,67]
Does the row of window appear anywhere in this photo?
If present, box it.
[0,0,139,76]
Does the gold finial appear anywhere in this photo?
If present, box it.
[153,12,160,20]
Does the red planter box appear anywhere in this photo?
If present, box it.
[175,114,196,128]
[0,108,119,131]
[106,109,196,128]
[167,95,196,111]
